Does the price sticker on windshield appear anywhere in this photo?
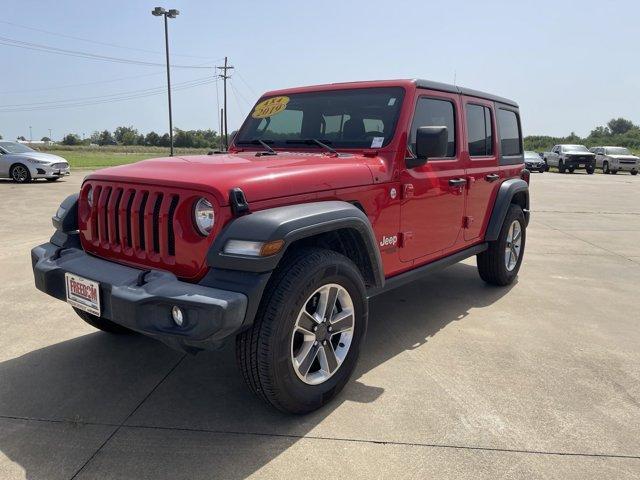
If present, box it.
[252,96,290,119]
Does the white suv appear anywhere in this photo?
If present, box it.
[590,146,639,175]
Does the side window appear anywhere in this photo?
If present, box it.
[466,104,494,157]
[409,97,456,157]
[497,109,522,156]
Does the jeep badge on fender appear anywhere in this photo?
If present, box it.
[31,79,529,414]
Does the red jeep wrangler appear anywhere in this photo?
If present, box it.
[32,79,529,413]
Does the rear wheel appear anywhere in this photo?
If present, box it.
[477,204,526,286]
[611,169,618,175]
[603,161,610,174]
[73,307,132,334]
[631,170,638,176]
[568,167,575,173]
[236,247,367,414]
[10,164,31,183]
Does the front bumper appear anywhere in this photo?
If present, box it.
[30,163,71,179]
[564,158,595,169]
[612,162,639,172]
[31,241,248,352]
[525,162,545,170]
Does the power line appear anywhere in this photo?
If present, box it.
[0,35,214,69]
[1,76,214,108]
[0,71,164,95]
[234,70,258,97]
[0,78,218,113]
[0,19,219,60]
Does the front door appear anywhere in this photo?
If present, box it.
[462,98,500,240]
[399,93,466,262]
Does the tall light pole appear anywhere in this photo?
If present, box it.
[152,6,179,157]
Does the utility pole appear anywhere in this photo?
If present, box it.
[48,128,52,141]
[217,57,234,150]
[29,126,32,142]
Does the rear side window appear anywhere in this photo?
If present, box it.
[409,97,456,157]
[497,109,522,156]
[466,104,493,156]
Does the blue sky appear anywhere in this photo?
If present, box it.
[1,0,638,142]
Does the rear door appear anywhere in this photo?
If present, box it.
[462,98,499,240]
[399,92,466,262]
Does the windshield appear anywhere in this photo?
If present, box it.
[0,142,35,154]
[562,145,589,153]
[235,87,405,149]
[524,151,539,159]
[606,147,631,155]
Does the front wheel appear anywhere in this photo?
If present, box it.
[477,204,526,286]
[10,164,31,183]
[586,166,595,175]
[236,248,367,414]
[631,170,638,176]
[603,161,610,174]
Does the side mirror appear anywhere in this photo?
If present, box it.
[407,126,448,168]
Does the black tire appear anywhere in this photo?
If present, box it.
[236,247,367,414]
[10,164,31,183]
[586,166,595,175]
[631,170,638,176]
[611,169,618,175]
[603,161,610,174]
[45,177,60,182]
[568,167,575,173]
[538,168,545,173]
[73,307,132,334]
[477,204,526,286]
[558,160,566,173]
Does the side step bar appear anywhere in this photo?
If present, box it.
[367,243,488,297]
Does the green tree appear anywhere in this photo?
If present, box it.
[607,118,636,135]
[145,131,161,146]
[114,126,139,145]
[98,130,116,146]
[41,136,51,142]
[62,133,81,145]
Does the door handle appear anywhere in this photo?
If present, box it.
[485,173,500,182]
[449,178,467,187]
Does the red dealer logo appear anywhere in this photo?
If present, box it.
[69,278,97,303]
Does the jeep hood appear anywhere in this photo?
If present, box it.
[86,152,377,205]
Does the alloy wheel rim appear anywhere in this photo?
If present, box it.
[504,220,522,271]
[291,283,355,385]
[12,166,28,182]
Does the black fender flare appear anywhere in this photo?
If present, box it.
[207,201,384,287]
[485,179,530,242]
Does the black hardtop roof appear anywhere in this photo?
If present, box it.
[414,79,518,108]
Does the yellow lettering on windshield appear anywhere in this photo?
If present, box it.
[252,96,290,119]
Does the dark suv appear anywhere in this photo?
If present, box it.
[32,79,529,413]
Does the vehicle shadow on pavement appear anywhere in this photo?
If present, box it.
[0,262,515,479]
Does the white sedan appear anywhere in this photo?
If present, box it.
[0,142,70,183]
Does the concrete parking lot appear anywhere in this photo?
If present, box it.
[0,171,639,479]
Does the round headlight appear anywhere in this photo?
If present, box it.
[194,197,214,235]
[87,186,93,207]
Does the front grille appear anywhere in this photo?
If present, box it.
[52,162,68,169]
[88,185,180,260]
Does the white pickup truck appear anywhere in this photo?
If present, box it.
[543,145,596,174]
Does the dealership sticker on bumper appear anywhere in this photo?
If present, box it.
[65,273,101,316]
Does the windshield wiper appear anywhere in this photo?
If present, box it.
[285,139,338,156]
[236,139,277,156]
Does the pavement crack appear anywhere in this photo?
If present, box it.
[67,353,187,480]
